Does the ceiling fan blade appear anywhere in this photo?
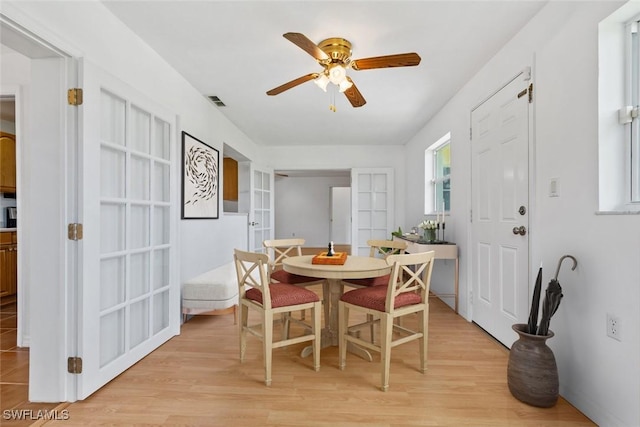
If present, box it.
[343,77,366,108]
[283,32,330,61]
[266,73,319,96]
[351,53,421,71]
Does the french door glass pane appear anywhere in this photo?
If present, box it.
[373,192,387,210]
[152,248,169,290]
[153,291,170,334]
[130,252,150,299]
[131,106,151,154]
[130,205,150,249]
[373,174,386,191]
[153,118,170,160]
[100,203,125,254]
[153,207,170,245]
[359,174,371,191]
[100,256,125,310]
[153,162,170,202]
[373,211,387,229]
[100,92,125,146]
[100,309,125,367]
[130,155,150,200]
[101,147,125,198]
[130,299,150,348]
[358,192,371,210]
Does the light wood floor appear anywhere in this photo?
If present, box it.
[20,286,592,427]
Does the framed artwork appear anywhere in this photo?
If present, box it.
[181,131,219,219]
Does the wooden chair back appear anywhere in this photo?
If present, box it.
[384,251,435,313]
[234,249,272,309]
[263,238,305,274]
[367,239,407,259]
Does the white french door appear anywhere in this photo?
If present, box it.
[78,60,179,398]
[470,73,530,347]
[247,164,273,252]
[351,168,394,256]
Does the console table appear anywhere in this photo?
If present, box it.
[393,236,459,313]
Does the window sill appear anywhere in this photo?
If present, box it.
[595,209,640,215]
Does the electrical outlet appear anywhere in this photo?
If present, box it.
[607,313,621,341]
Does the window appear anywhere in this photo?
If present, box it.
[628,20,640,202]
[598,3,640,212]
[424,132,451,215]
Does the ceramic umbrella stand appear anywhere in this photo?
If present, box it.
[507,323,559,408]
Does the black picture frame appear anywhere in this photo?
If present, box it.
[181,131,219,219]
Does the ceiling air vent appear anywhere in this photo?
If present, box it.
[208,95,226,107]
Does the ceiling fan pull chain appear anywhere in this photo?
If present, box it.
[329,85,337,112]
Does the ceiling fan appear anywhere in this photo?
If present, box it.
[266,33,421,108]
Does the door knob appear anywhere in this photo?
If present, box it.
[250,221,260,226]
[512,226,527,236]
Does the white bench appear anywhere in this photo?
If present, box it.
[182,262,238,323]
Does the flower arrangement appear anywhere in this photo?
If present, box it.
[418,220,438,230]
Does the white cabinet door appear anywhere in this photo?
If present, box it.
[471,74,530,347]
[77,60,179,399]
[350,168,394,256]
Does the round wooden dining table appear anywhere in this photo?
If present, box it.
[282,255,391,359]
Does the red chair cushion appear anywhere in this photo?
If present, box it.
[340,285,421,312]
[246,283,320,308]
[343,274,390,287]
[271,269,321,285]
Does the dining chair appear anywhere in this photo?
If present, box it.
[263,238,327,287]
[342,239,407,288]
[234,249,321,386]
[338,250,435,391]
[342,239,408,340]
[263,238,328,324]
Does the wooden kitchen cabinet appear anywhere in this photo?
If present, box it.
[0,132,17,192]
[0,232,17,297]
[223,157,238,201]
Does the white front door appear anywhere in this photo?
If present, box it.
[77,60,179,398]
[247,164,273,252]
[470,74,530,347]
[351,168,394,256]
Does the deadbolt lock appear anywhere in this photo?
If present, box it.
[519,206,526,215]
[512,226,527,236]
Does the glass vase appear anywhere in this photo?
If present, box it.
[424,228,436,242]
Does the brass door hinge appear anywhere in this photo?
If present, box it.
[528,83,534,103]
[67,357,83,374]
[68,223,83,241]
[67,88,83,106]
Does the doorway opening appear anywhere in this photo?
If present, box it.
[273,169,351,254]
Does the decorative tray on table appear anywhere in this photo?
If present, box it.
[312,252,348,265]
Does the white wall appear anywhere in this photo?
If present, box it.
[274,175,350,246]
[403,2,638,426]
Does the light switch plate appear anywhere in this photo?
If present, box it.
[549,178,559,197]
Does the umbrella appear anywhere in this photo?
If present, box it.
[527,266,543,334]
[537,279,563,336]
[536,255,577,336]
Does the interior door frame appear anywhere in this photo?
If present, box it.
[1,9,83,401]
[467,66,536,324]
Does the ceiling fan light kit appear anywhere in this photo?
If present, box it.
[267,32,421,108]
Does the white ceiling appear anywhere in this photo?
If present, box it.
[102,1,545,148]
